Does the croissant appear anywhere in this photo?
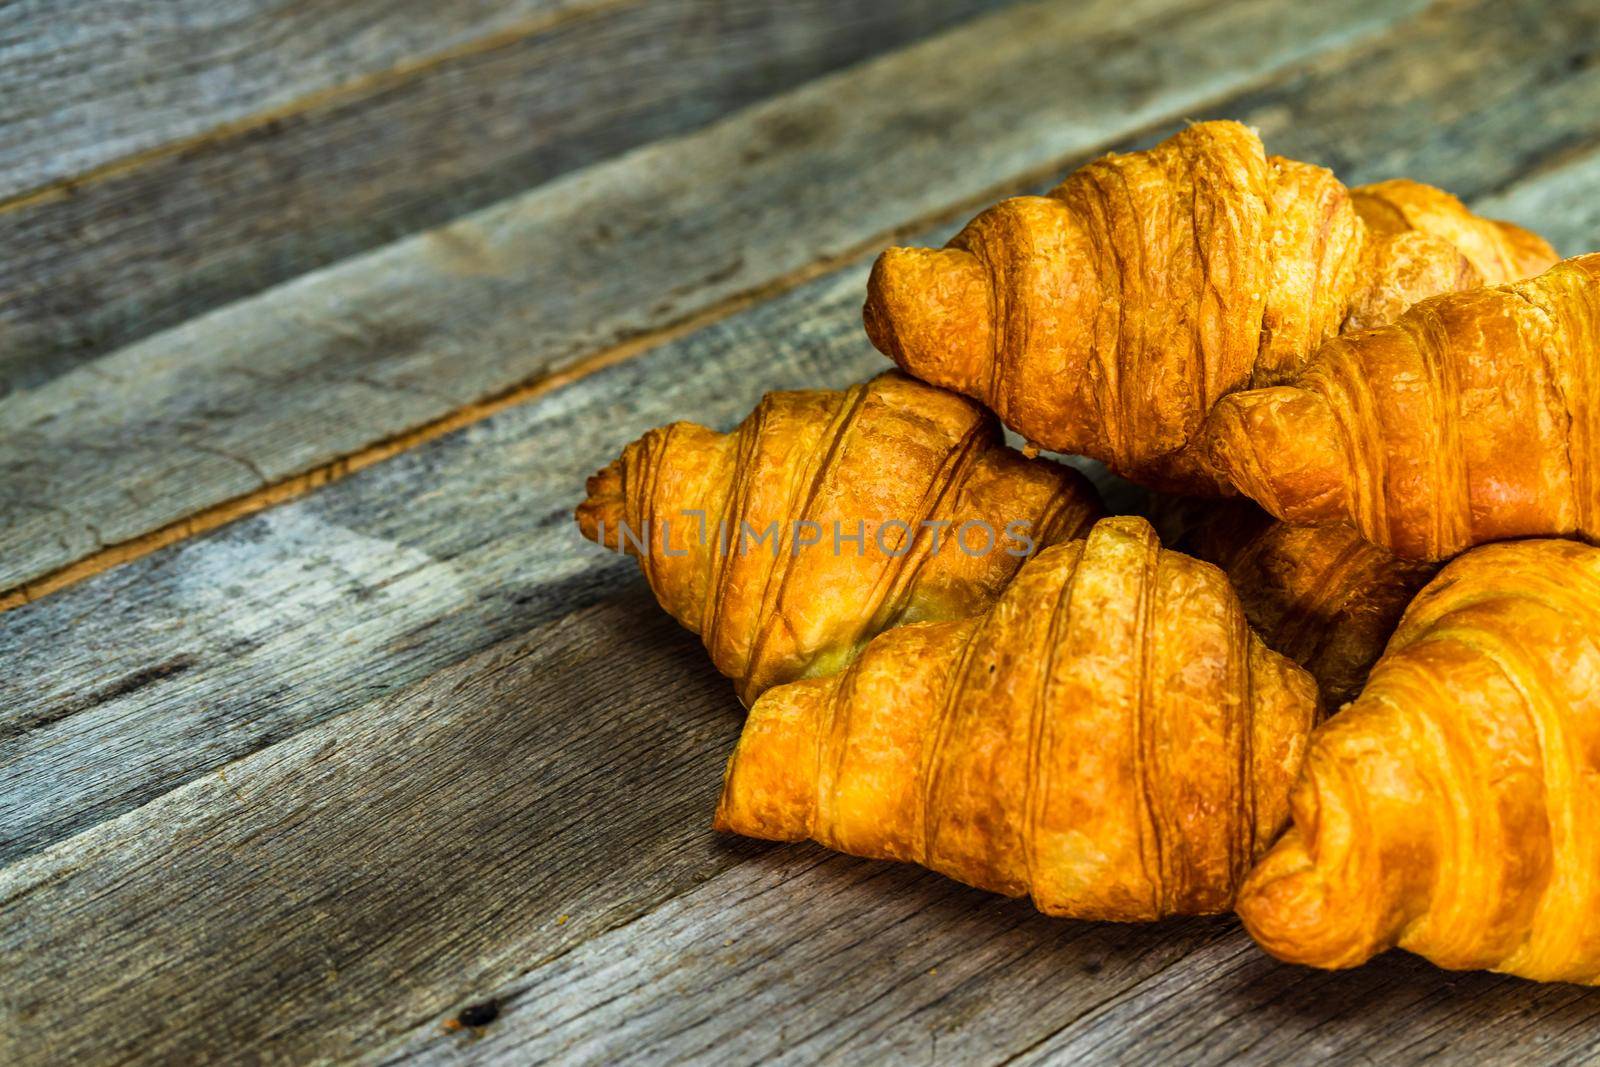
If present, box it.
[1207,254,1600,562]
[1177,501,1437,707]
[1236,538,1600,983]
[863,120,1556,491]
[575,371,1102,704]
[714,516,1321,920]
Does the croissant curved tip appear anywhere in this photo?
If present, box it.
[1205,387,1348,525]
[864,246,990,391]
[1354,178,1559,285]
[1235,828,1351,967]
[575,457,626,547]
[1494,219,1560,280]
[715,679,827,842]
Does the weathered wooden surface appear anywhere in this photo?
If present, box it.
[0,0,1426,599]
[0,0,1016,387]
[370,852,1230,1066]
[0,596,754,1064]
[0,261,884,865]
[7,1,1600,1064]
[1479,143,1600,255]
[0,0,570,198]
[371,860,1600,1066]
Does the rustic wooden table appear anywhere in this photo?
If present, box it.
[4,1,1600,1063]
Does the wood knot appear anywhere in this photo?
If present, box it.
[453,998,501,1030]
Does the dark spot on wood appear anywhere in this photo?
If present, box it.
[748,102,838,159]
[892,106,961,142]
[0,655,197,743]
[1082,959,1105,976]
[698,256,746,290]
[456,999,500,1029]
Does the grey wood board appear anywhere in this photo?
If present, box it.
[0,0,1017,387]
[369,856,1600,1066]
[0,0,578,198]
[370,847,1232,1066]
[0,594,762,1065]
[0,0,1429,595]
[1008,935,1600,1065]
[1222,0,1600,199]
[1478,143,1600,256]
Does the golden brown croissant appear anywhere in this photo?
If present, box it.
[863,120,1556,491]
[1236,538,1600,983]
[714,516,1321,920]
[575,371,1102,704]
[1176,501,1437,708]
[1207,253,1600,562]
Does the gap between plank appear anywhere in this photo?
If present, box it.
[0,0,637,216]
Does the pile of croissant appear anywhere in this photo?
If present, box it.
[577,122,1600,985]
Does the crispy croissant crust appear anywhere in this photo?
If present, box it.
[863,120,1556,492]
[715,516,1321,920]
[1207,254,1600,562]
[575,371,1102,705]
[1178,501,1437,708]
[1236,539,1600,983]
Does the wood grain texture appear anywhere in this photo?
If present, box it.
[0,0,1428,597]
[0,595,761,1066]
[1005,932,1600,1064]
[0,262,885,866]
[1477,144,1600,257]
[0,0,1017,388]
[367,860,1600,1066]
[0,0,574,199]
[369,848,1231,1065]
[1229,0,1600,200]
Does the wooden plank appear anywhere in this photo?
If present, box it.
[0,0,1019,388]
[367,849,1229,1066]
[0,0,1429,599]
[1226,0,1600,202]
[365,866,1600,1066]
[1475,143,1600,256]
[0,596,762,1066]
[1006,932,1600,1064]
[6,0,1600,868]
[0,0,569,198]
